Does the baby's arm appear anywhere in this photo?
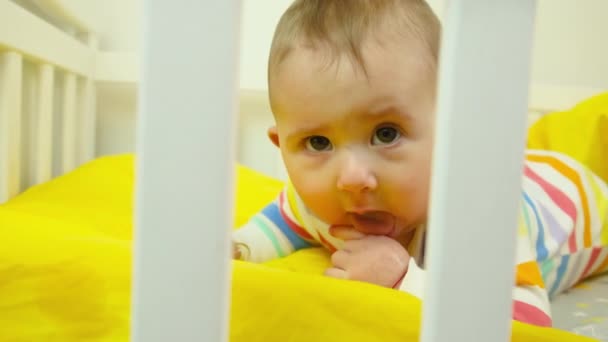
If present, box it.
[396,259,552,327]
[512,287,551,326]
[510,262,552,326]
[233,188,317,263]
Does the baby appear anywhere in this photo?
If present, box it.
[232,0,608,328]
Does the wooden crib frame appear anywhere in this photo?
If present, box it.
[0,0,605,341]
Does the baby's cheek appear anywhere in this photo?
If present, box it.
[292,174,326,198]
[297,180,341,220]
[302,193,340,219]
[387,177,429,219]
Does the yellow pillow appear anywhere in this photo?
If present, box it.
[527,92,608,183]
[0,155,595,341]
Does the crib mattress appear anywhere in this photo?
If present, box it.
[551,274,608,340]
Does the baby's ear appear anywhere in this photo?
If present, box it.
[267,126,280,147]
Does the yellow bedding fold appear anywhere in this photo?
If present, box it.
[528,92,608,183]
[0,155,597,341]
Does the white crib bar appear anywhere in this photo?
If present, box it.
[79,34,98,164]
[421,1,537,341]
[79,76,96,163]
[0,52,23,203]
[33,64,55,185]
[131,1,242,341]
[61,72,77,173]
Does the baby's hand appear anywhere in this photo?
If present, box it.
[324,227,409,288]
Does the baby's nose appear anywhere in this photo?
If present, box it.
[336,157,377,193]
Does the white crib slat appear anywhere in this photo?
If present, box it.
[79,77,96,163]
[0,52,23,203]
[132,1,242,341]
[79,34,98,164]
[61,72,77,173]
[33,64,55,185]
[421,1,537,342]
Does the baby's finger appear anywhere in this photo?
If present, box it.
[330,249,350,268]
[324,267,348,279]
[329,225,366,240]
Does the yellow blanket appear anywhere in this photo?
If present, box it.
[0,155,596,341]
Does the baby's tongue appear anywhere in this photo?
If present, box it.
[349,211,395,236]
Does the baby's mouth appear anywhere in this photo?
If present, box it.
[348,211,396,236]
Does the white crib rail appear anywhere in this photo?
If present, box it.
[421,1,537,341]
[0,0,98,202]
[28,63,55,187]
[61,72,77,172]
[131,1,242,341]
[0,52,23,202]
[0,1,94,76]
[79,34,98,164]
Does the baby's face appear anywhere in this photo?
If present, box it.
[268,39,436,241]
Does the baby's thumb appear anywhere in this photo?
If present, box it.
[329,225,366,240]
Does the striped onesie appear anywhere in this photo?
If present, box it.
[233,150,608,327]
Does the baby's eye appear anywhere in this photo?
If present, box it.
[305,136,332,152]
[371,126,401,145]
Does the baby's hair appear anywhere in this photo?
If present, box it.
[268,0,441,79]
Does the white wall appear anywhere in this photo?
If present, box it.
[429,0,608,89]
[239,0,293,90]
[531,0,608,89]
[57,0,608,178]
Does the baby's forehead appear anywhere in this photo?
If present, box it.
[274,30,434,79]
[271,55,434,122]
[271,39,435,96]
